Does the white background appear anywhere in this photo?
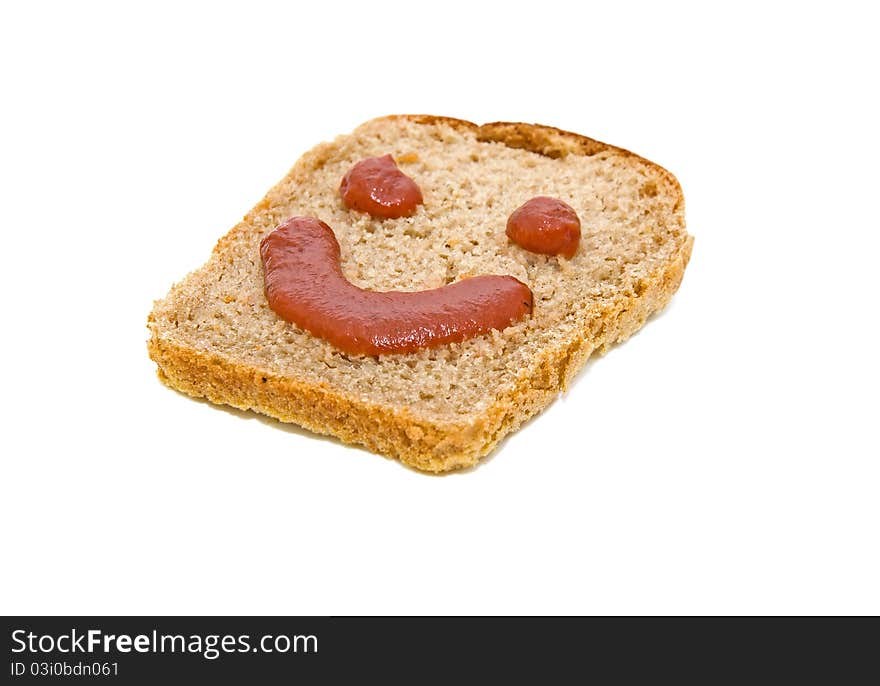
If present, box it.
[1,1,877,615]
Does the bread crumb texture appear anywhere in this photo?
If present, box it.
[148,115,693,472]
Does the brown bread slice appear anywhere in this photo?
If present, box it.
[147,115,693,472]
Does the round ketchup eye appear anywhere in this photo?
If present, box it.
[339,155,423,219]
[506,196,581,259]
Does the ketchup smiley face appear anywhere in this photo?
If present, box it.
[339,154,424,219]
[260,217,533,356]
[506,196,581,259]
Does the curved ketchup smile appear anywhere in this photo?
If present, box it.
[260,217,533,355]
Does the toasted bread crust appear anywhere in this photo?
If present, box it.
[147,116,692,472]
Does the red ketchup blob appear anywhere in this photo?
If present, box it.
[339,154,423,218]
[260,217,533,355]
[506,196,581,259]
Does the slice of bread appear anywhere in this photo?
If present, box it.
[147,115,693,472]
